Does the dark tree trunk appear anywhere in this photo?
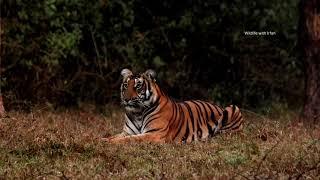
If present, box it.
[298,0,320,123]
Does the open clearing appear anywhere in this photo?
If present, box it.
[0,107,319,179]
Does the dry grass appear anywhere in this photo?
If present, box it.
[0,106,319,179]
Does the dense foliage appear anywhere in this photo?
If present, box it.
[1,0,302,109]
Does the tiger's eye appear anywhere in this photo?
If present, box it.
[123,83,128,89]
[136,83,142,89]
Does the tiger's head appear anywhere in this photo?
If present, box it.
[120,68,159,113]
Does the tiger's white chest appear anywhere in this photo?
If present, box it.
[124,114,144,135]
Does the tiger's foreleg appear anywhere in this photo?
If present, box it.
[103,133,164,144]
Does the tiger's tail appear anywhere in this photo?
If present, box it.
[219,105,244,133]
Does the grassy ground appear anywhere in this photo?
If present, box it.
[0,106,319,179]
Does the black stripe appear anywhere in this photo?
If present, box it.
[228,120,243,131]
[172,103,185,140]
[192,101,206,127]
[144,128,162,133]
[142,115,159,130]
[141,97,169,130]
[182,102,195,140]
[191,101,204,139]
[171,99,178,124]
[142,98,160,118]
[230,105,236,118]
[232,105,236,113]
[191,101,203,125]
[180,103,191,141]
[160,98,178,139]
[221,110,229,127]
[206,103,219,126]
[159,99,178,137]
[222,115,242,130]
[125,122,136,134]
[191,103,198,136]
[162,97,178,134]
[203,102,217,133]
[192,101,207,138]
[213,105,222,116]
[126,115,140,132]
[202,103,214,136]
[182,102,195,130]
[197,100,210,125]
[233,107,241,120]
[194,101,211,138]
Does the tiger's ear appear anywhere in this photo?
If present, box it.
[144,69,157,81]
[121,68,133,78]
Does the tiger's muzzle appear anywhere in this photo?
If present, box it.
[122,97,141,107]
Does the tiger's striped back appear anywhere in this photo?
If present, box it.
[150,100,243,143]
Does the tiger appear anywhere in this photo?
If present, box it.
[102,68,244,143]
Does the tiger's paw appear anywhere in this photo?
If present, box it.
[101,136,115,142]
[101,136,123,143]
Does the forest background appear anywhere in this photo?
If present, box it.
[1,0,302,112]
